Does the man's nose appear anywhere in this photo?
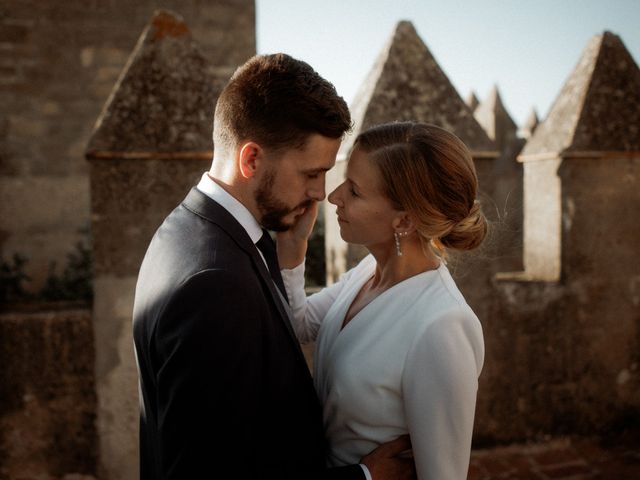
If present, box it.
[308,181,326,201]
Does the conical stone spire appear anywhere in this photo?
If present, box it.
[87,10,224,157]
[473,84,518,149]
[466,90,480,111]
[519,107,539,139]
[341,21,496,158]
[522,31,640,157]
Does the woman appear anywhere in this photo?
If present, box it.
[277,121,486,480]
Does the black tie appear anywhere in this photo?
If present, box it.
[256,229,288,303]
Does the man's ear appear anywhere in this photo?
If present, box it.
[238,141,262,179]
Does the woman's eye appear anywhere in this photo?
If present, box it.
[349,186,358,197]
[307,173,319,179]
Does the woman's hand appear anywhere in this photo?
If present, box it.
[276,201,319,269]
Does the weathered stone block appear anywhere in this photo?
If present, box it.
[0,24,29,43]
[0,308,97,479]
[0,176,90,290]
[92,275,138,480]
[1,0,255,299]
[89,158,208,277]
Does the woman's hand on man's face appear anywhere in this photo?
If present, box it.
[276,201,318,269]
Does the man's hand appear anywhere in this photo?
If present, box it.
[276,201,319,269]
[361,435,416,480]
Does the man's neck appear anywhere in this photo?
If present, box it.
[207,171,261,225]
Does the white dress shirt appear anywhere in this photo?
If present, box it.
[282,255,484,480]
[197,172,275,272]
[197,173,263,243]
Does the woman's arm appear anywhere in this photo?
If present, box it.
[281,262,347,343]
[401,309,485,479]
[276,201,354,343]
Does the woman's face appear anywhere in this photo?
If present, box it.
[328,147,401,247]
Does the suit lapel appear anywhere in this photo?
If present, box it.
[181,188,305,359]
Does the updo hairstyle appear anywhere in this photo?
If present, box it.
[354,121,488,256]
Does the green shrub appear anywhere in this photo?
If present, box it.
[41,241,93,302]
[0,253,31,303]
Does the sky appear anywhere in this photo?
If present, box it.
[256,0,640,126]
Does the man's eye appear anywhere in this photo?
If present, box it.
[307,173,320,179]
[349,186,358,197]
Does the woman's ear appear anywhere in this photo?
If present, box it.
[392,212,416,235]
[238,141,262,179]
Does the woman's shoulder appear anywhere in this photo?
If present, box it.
[406,263,482,334]
[434,262,471,307]
[429,263,476,310]
[405,270,485,372]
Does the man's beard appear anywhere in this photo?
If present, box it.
[255,168,312,232]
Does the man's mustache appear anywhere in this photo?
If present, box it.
[293,199,314,212]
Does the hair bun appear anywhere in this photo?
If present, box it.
[440,201,487,251]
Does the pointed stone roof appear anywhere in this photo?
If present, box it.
[86,10,224,158]
[466,91,480,111]
[473,84,518,148]
[521,31,640,158]
[519,107,539,139]
[340,21,496,158]
[524,108,539,132]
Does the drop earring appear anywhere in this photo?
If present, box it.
[394,232,402,256]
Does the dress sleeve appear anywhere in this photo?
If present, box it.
[401,308,485,480]
[281,261,352,344]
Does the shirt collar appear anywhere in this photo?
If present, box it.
[196,172,263,244]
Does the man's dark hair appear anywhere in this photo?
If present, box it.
[213,53,352,153]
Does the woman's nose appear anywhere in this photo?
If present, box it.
[328,184,342,206]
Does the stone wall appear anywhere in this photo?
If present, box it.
[475,155,640,443]
[0,308,97,479]
[521,157,562,280]
[0,0,255,293]
[1,3,255,479]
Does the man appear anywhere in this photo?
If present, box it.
[133,54,414,479]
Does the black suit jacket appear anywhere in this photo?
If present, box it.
[133,187,364,480]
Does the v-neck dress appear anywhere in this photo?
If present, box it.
[282,254,484,480]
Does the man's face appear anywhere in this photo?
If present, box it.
[255,134,341,231]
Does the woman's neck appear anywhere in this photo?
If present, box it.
[367,236,441,291]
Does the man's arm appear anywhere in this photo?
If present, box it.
[154,269,264,478]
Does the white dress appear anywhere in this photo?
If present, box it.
[282,254,484,480]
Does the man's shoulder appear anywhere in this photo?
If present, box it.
[134,212,262,325]
[160,200,243,249]
[138,201,256,292]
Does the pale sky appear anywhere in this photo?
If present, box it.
[256,0,640,126]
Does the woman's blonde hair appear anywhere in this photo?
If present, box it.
[355,121,488,256]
